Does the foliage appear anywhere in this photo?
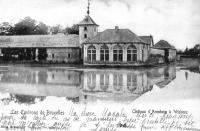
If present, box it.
[63,24,79,35]
[50,24,62,35]
[14,17,38,35]
[35,22,49,35]
[183,44,200,56]
[14,17,49,35]
[0,17,49,35]
[0,22,15,35]
[0,16,80,36]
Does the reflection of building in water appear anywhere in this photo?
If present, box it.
[147,66,176,88]
[47,69,82,86]
[81,66,176,102]
[0,94,46,105]
[0,69,47,84]
[83,70,151,95]
[0,68,82,86]
[0,65,176,103]
[0,68,82,97]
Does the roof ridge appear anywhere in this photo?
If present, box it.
[155,40,175,49]
[84,28,150,44]
[0,34,79,38]
[78,15,98,26]
[126,29,146,43]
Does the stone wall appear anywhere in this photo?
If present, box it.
[150,47,164,56]
[168,49,176,62]
[47,48,80,63]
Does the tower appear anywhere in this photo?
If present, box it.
[78,0,98,45]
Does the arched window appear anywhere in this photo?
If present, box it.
[87,45,96,61]
[113,45,123,62]
[100,45,109,61]
[127,45,137,62]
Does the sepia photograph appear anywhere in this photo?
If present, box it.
[0,0,199,130]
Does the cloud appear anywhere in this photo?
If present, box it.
[144,6,161,13]
[0,0,199,49]
[63,0,78,3]
[94,0,132,10]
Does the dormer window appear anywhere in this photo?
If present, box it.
[84,27,87,31]
[84,34,87,38]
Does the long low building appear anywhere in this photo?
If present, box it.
[0,34,81,63]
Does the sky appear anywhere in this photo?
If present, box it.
[0,0,200,50]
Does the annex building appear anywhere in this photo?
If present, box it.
[0,34,80,63]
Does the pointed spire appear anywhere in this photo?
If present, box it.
[87,0,90,15]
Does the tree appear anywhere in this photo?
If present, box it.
[0,22,15,35]
[184,47,189,54]
[50,24,62,34]
[183,44,200,56]
[64,24,79,35]
[35,22,49,35]
[14,17,37,35]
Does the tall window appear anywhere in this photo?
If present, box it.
[84,34,87,38]
[113,45,123,62]
[68,53,71,58]
[87,45,96,61]
[142,50,144,62]
[100,45,109,61]
[127,45,137,62]
[84,27,87,31]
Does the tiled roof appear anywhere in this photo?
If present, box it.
[154,40,175,49]
[84,28,149,44]
[139,36,153,45]
[0,34,80,48]
[78,15,98,26]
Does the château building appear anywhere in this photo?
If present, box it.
[0,1,176,65]
[78,13,154,66]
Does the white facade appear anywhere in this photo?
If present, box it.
[79,25,98,45]
[83,43,150,65]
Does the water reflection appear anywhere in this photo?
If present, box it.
[1,94,46,105]
[0,65,176,104]
[83,70,151,95]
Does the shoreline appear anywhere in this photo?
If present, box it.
[0,61,176,69]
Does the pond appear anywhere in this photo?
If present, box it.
[0,59,199,105]
[0,59,200,130]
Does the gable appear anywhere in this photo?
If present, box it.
[84,29,149,44]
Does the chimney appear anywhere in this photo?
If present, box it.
[115,26,119,31]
